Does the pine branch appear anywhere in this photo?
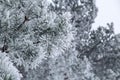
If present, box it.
[16,16,29,31]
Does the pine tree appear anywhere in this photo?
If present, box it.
[0,0,75,79]
[0,0,119,80]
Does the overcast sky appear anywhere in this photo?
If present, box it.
[92,0,120,34]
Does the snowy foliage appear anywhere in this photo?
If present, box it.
[0,51,22,80]
[0,0,75,71]
[0,0,120,80]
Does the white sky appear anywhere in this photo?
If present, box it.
[92,0,120,34]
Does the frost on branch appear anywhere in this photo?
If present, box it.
[1,0,120,80]
[0,0,75,72]
[0,51,22,80]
